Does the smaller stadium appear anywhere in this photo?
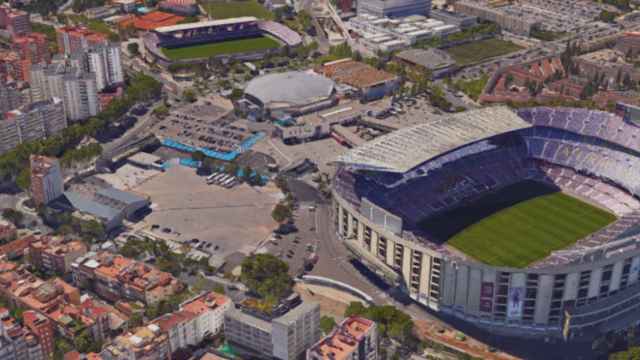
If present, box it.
[143,16,302,63]
[241,71,337,120]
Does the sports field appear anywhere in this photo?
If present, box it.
[161,36,280,60]
[419,181,616,268]
[201,0,274,20]
[445,38,523,66]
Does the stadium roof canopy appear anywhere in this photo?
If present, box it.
[336,106,532,173]
[155,16,258,33]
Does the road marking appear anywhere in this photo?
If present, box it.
[268,138,292,166]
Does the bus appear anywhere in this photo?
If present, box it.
[223,177,236,188]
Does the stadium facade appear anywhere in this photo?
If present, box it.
[332,106,640,340]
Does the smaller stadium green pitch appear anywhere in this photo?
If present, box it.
[161,36,280,60]
[420,181,617,268]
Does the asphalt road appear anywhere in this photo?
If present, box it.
[101,101,162,160]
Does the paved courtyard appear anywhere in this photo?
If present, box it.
[134,165,281,257]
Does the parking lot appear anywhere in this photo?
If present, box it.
[152,96,253,153]
[258,137,348,175]
[134,164,281,258]
[96,164,162,191]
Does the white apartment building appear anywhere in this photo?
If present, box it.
[62,72,99,121]
[224,296,321,360]
[0,82,26,114]
[0,98,66,155]
[30,63,99,122]
[87,44,124,91]
[153,292,231,354]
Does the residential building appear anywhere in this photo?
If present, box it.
[453,0,538,36]
[78,296,114,343]
[158,0,199,16]
[575,49,640,87]
[0,98,67,155]
[357,0,430,17]
[0,262,104,341]
[0,4,31,37]
[0,82,26,114]
[23,311,55,360]
[12,33,49,67]
[0,222,16,244]
[86,44,124,91]
[71,252,183,305]
[100,324,171,360]
[85,5,119,20]
[30,155,64,206]
[0,50,29,81]
[0,235,35,260]
[30,62,99,122]
[0,309,46,360]
[224,295,321,360]
[28,237,88,274]
[307,316,378,360]
[117,11,184,32]
[316,59,400,101]
[56,26,108,55]
[153,292,231,354]
[615,32,640,58]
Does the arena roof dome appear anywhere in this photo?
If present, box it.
[244,71,335,109]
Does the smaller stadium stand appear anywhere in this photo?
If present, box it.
[257,21,302,47]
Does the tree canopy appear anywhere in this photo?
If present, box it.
[344,302,415,343]
[240,254,292,301]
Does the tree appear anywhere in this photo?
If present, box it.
[182,88,197,103]
[272,202,292,223]
[75,329,101,353]
[2,209,24,228]
[242,166,253,182]
[344,302,415,344]
[54,338,74,360]
[127,42,140,57]
[623,73,634,90]
[505,74,514,88]
[230,88,244,100]
[240,254,292,301]
[128,312,143,328]
[152,104,169,118]
[192,151,206,162]
[15,167,30,191]
[77,219,105,243]
[223,162,239,176]
[320,315,337,334]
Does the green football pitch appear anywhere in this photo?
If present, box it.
[161,36,280,60]
[419,181,616,268]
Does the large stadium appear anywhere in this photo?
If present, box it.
[332,106,640,340]
[143,16,302,63]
